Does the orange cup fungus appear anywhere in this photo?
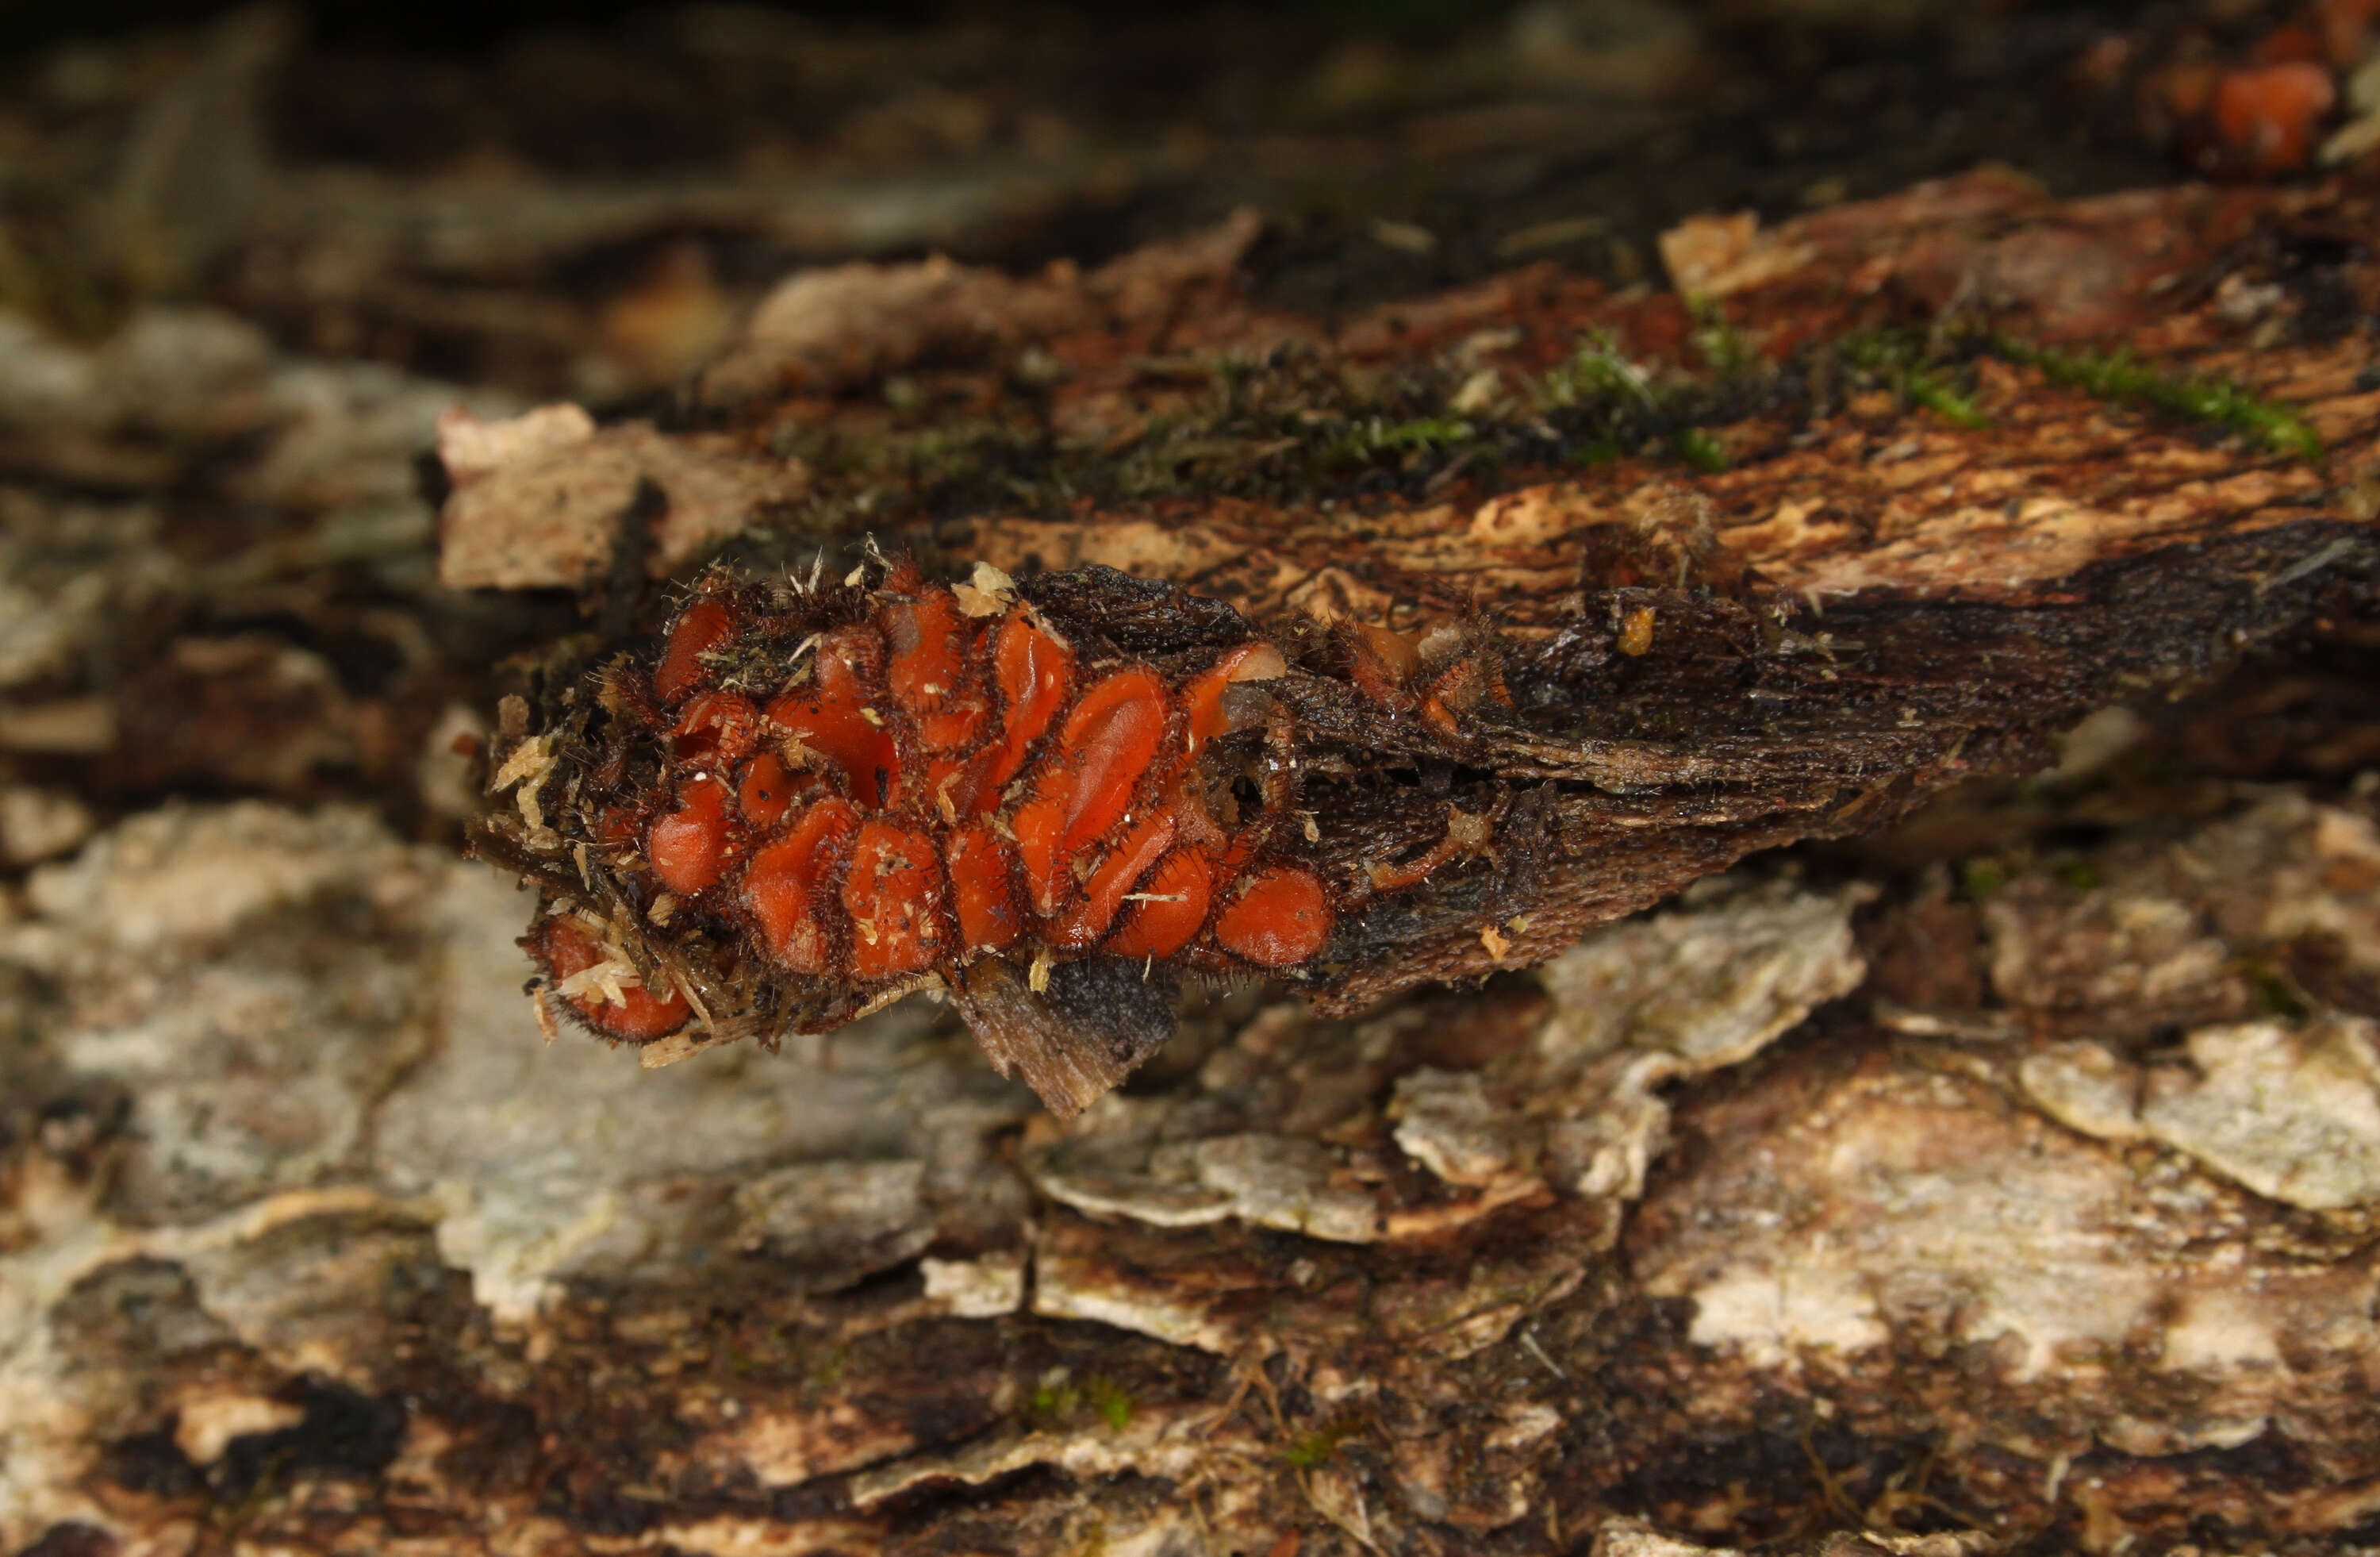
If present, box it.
[2209,60,2337,176]
[527,563,1342,1051]
[528,916,692,1041]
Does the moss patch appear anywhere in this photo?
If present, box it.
[747,306,2323,563]
[1990,335,2323,462]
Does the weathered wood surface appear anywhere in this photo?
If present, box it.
[4,145,2380,1557]
[455,170,2380,1019]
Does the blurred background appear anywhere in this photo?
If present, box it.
[5,0,2324,409]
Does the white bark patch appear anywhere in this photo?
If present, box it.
[2140,1017,2380,1211]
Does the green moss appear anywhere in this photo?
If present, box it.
[1960,858,2007,901]
[1376,415,1477,449]
[743,304,2315,559]
[747,317,1779,552]
[1905,372,1990,430]
[1672,426,1728,473]
[1837,326,1991,431]
[1330,413,1478,465]
[1282,1419,1361,1468]
[1991,335,2322,462]
[1030,1371,1133,1430]
[1532,326,1758,474]
[2059,861,2100,891]
[1536,329,1656,409]
[1084,1374,1135,1430]
[1030,1378,1079,1417]
[1687,297,1760,376]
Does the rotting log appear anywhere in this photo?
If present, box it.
[4,167,2380,1557]
[456,171,2380,1032]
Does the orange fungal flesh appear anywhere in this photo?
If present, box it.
[842,822,941,979]
[532,917,690,1040]
[937,743,1004,821]
[1214,866,1332,967]
[920,703,988,753]
[1182,642,1287,757]
[883,590,967,716]
[595,805,643,852]
[1105,848,1212,959]
[918,748,977,817]
[743,798,859,974]
[984,613,1073,796]
[946,824,1023,953]
[1012,795,1070,918]
[1050,810,1176,949]
[670,690,760,769]
[611,575,1379,1010]
[1343,624,1423,710]
[737,752,802,829]
[907,598,992,813]
[654,599,737,703]
[767,629,900,806]
[647,776,734,896]
[2212,61,2335,174]
[1052,667,1169,854]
